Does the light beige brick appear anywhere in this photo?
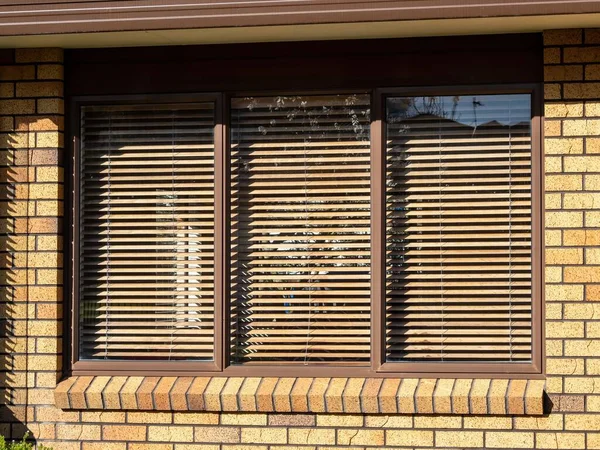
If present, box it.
[148,426,194,443]
[546,284,584,301]
[386,430,433,447]
[546,358,585,375]
[437,431,483,448]
[546,212,583,228]
[288,429,335,445]
[546,174,582,191]
[464,416,511,429]
[240,427,286,445]
[546,321,584,338]
[536,432,586,449]
[486,431,533,449]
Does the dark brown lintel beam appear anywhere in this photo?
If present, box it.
[0,0,598,36]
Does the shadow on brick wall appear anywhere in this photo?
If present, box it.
[0,115,63,445]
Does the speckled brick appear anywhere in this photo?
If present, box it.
[120,377,144,410]
[220,378,244,412]
[272,378,295,412]
[238,378,261,412]
[307,378,330,413]
[154,377,177,411]
[136,377,160,411]
[203,378,227,411]
[379,378,400,414]
[360,378,382,414]
[170,377,194,411]
[255,378,278,412]
[186,378,210,411]
[290,378,313,412]
[397,378,418,414]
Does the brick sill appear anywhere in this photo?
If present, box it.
[55,376,545,415]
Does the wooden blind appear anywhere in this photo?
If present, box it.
[79,102,216,361]
[385,94,533,362]
[230,94,371,364]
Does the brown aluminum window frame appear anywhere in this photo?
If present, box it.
[70,93,225,375]
[68,85,544,378]
[372,84,544,376]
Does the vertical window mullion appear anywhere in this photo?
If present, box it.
[371,90,385,371]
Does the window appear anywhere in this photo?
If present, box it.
[71,87,541,375]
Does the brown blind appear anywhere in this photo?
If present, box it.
[79,102,216,361]
[230,94,371,364]
[385,94,532,362]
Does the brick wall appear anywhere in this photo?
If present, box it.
[1,29,600,449]
[0,48,64,445]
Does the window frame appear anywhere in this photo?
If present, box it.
[68,85,543,378]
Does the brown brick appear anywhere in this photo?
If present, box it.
[0,65,35,81]
[544,29,583,46]
[544,47,561,64]
[16,81,63,98]
[15,48,63,63]
[546,65,583,81]
[37,64,64,80]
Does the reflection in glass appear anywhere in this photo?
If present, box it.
[230,94,371,364]
[385,94,533,362]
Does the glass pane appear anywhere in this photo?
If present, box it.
[385,94,533,363]
[79,102,216,361]
[230,94,371,364]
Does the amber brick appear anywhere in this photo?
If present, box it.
[323,377,347,413]
[255,377,278,412]
[272,377,295,412]
[103,425,147,441]
[187,377,210,411]
[359,378,382,413]
[154,377,177,411]
[337,429,383,446]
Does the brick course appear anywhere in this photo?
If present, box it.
[0,29,600,448]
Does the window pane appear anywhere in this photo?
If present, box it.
[385,94,532,362]
[230,94,371,364]
[79,103,215,361]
